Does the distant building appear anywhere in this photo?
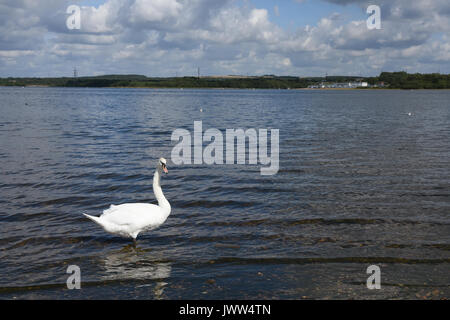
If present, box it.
[308,81,372,89]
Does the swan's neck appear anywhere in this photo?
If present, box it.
[153,168,171,215]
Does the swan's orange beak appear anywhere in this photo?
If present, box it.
[163,166,168,174]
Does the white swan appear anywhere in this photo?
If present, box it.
[83,158,171,240]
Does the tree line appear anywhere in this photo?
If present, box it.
[0,72,448,89]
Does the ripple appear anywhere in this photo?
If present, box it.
[1,88,449,299]
[209,256,450,265]
[176,199,257,208]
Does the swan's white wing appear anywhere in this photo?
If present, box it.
[101,203,165,228]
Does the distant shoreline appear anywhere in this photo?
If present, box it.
[1,72,449,89]
[2,86,449,91]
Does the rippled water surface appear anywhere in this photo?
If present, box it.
[0,87,449,299]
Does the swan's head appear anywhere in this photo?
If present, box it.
[159,157,168,174]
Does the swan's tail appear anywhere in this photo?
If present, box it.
[83,213,103,226]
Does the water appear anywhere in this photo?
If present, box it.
[0,87,449,299]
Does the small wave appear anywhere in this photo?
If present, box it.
[176,199,256,208]
[25,196,90,208]
[4,235,94,251]
[204,185,291,194]
[201,217,450,228]
[209,256,450,265]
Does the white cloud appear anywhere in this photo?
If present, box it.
[0,0,449,77]
[129,0,182,23]
[80,0,123,33]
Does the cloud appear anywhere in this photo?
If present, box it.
[0,0,449,77]
[130,0,182,23]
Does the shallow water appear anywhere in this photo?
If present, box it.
[0,87,449,299]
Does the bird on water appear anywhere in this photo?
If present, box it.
[83,158,171,241]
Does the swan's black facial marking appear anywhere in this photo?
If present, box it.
[160,161,168,174]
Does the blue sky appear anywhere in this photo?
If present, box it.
[260,0,365,28]
[0,0,449,77]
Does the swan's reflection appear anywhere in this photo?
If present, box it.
[101,244,171,299]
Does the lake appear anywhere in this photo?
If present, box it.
[0,87,449,299]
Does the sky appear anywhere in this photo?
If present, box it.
[0,0,449,77]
